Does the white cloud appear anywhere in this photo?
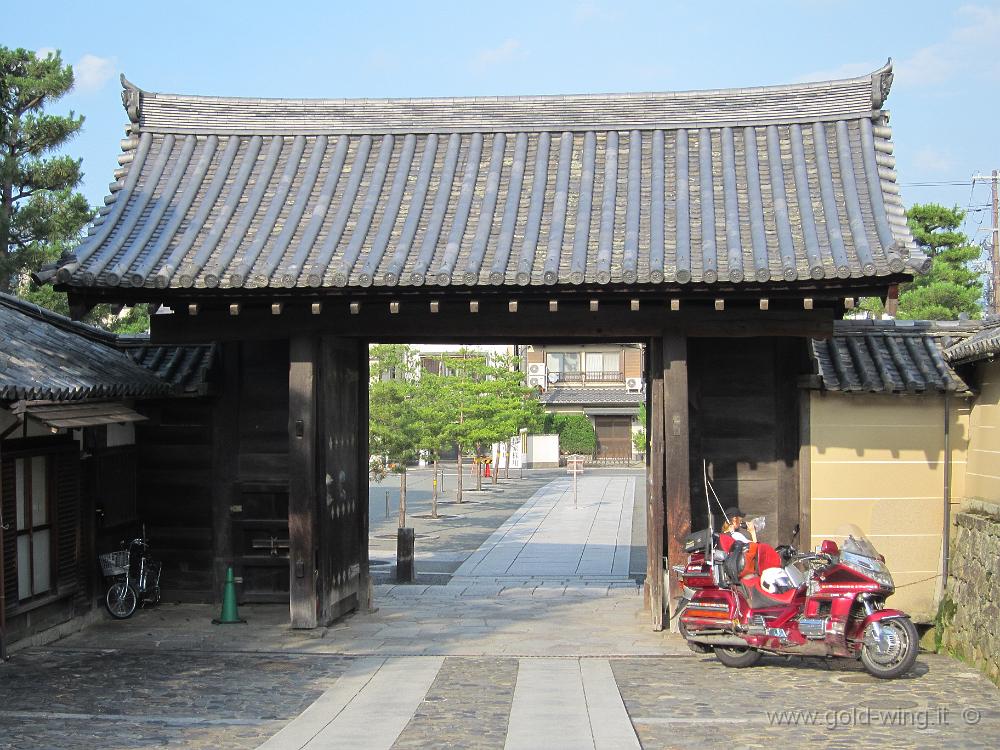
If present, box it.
[895,4,1000,87]
[73,53,117,94]
[912,146,955,174]
[472,39,526,70]
[793,61,879,84]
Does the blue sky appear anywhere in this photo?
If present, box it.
[9,0,999,241]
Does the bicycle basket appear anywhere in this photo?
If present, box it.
[99,550,130,577]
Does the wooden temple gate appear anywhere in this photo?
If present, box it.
[39,63,926,629]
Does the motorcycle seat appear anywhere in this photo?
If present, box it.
[740,575,799,608]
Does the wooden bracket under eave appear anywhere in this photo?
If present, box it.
[884,284,899,317]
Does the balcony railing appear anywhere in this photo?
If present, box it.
[549,371,624,384]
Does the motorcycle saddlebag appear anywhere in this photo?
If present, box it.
[684,528,713,553]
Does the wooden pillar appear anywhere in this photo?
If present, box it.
[288,334,318,629]
[798,387,812,548]
[663,332,691,618]
[211,342,240,603]
[774,338,802,545]
[645,337,665,630]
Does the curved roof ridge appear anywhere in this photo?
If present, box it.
[121,61,894,135]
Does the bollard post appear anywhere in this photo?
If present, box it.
[397,527,415,583]
[385,490,389,520]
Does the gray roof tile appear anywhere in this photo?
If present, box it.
[811,320,975,395]
[52,63,926,294]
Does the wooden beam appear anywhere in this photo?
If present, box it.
[288,334,318,629]
[646,337,665,630]
[151,304,837,344]
[662,332,690,624]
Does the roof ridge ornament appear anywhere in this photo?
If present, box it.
[121,74,142,123]
[871,58,893,110]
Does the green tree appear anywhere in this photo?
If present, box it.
[544,413,597,456]
[412,373,455,518]
[1,47,149,333]
[1,47,90,292]
[632,404,647,456]
[368,345,420,526]
[860,204,983,320]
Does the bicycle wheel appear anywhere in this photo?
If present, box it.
[105,581,138,619]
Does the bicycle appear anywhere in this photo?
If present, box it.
[99,525,162,619]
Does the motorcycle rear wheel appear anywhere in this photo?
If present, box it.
[860,617,918,679]
[105,582,138,619]
[714,646,762,668]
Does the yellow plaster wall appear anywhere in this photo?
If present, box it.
[809,392,970,620]
[966,359,1000,503]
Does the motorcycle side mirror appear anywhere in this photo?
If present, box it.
[820,540,839,555]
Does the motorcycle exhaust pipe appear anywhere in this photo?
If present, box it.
[686,635,750,648]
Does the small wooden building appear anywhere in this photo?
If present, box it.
[0,294,217,652]
[37,62,928,629]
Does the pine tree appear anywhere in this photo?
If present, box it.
[0,47,91,293]
[861,204,983,320]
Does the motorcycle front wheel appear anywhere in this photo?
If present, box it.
[105,582,138,619]
[714,646,762,668]
[860,617,918,679]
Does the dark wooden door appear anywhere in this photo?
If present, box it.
[594,415,632,462]
[231,482,289,603]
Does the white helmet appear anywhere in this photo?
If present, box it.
[760,567,794,594]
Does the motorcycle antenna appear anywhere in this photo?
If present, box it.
[703,459,714,557]
[705,469,730,525]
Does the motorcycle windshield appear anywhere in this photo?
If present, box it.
[836,523,881,559]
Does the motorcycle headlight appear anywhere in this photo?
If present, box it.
[841,553,894,590]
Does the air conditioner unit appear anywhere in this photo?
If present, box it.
[527,362,546,376]
[626,377,644,392]
[527,375,547,391]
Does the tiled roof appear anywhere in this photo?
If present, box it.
[540,388,643,406]
[943,321,1000,365]
[120,341,217,395]
[0,294,172,401]
[811,320,975,395]
[46,63,925,295]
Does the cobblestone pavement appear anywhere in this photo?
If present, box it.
[613,652,1000,749]
[4,472,1000,748]
[0,649,350,750]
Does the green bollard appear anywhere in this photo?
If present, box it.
[212,566,247,624]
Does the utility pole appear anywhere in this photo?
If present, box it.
[973,171,1000,316]
[993,170,999,317]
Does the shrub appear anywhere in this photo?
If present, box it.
[545,413,596,455]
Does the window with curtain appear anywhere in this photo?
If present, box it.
[15,456,52,600]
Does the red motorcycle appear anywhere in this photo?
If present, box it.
[675,524,919,679]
